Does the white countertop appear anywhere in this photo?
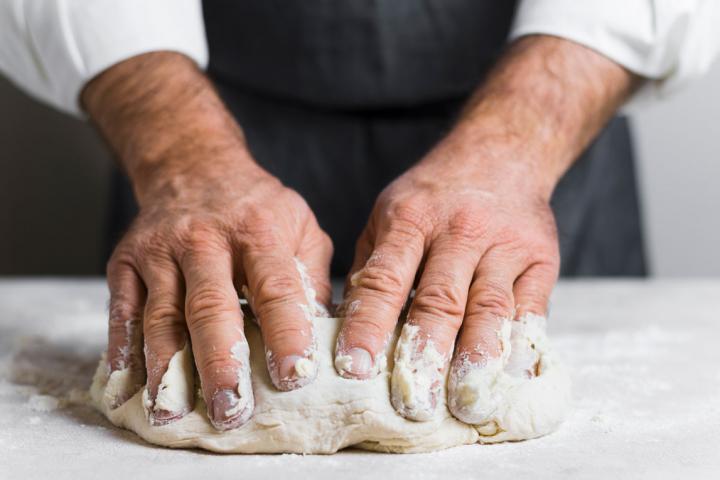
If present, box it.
[0,278,718,480]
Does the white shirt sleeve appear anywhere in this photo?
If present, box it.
[510,0,720,105]
[0,0,208,116]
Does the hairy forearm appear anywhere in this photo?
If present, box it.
[446,35,641,200]
[81,52,259,207]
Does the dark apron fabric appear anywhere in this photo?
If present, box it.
[107,0,647,277]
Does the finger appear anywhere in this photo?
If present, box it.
[448,247,526,424]
[139,256,193,426]
[391,236,479,420]
[181,243,253,431]
[505,262,558,378]
[344,230,373,295]
[334,221,425,380]
[336,230,373,317]
[513,262,558,319]
[243,242,319,392]
[105,258,146,409]
[296,220,334,315]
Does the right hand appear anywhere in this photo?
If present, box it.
[82,52,332,431]
[105,158,332,430]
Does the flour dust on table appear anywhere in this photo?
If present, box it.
[90,310,571,453]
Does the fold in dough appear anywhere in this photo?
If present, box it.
[90,316,571,453]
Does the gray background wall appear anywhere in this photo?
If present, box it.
[1,61,719,276]
[632,63,720,276]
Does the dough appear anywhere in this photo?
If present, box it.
[90,315,571,453]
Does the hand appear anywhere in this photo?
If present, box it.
[334,131,560,421]
[106,161,331,430]
[83,53,331,430]
[334,35,637,423]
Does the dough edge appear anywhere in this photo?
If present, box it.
[90,317,571,454]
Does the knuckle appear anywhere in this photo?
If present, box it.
[468,281,513,319]
[541,256,561,280]
[241,215,282,251]
[412,282,465,325]
[517,263,559,308]
[301,228,334,260]
[107,243,139,277]
[109,299,142,328]
[524,224,557,250]
[182,222,226,256]
[144,317,184,344]
[248,208,276,228]
[353,266,405,307]
[185,286,233,325]
[242,206,277,233]
[542,241,561,265]
[106,256,124,278]
[385,199,429,236]
[136,234,175,266]
[447,209,486,243]
[144,301,183,328]
[254,273,298,305]
[498,239,532,265]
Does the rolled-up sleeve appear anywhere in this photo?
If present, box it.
[510,0,720,103]
[0,0,208,116]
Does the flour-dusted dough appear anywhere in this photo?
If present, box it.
[90,316,571,453]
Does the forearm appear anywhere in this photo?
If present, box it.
[445,35,641,199]
[81,52,259,207]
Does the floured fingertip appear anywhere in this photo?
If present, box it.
[270,352,318,391]
[448,318,512,424]
[390,323,446,421]
[143,344,195,425]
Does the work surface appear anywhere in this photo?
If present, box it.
[0,279,718,479]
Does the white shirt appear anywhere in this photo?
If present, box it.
[1,0,718,116]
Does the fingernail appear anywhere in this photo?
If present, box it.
[142,387,186,426]
[335,347,373,379]
[274,354,317,391]
[149,408,186,426]
[210,388,251,431]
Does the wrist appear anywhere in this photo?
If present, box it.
[433,35,637,202]
[439,116,561,202]
[131,149,266,208]
[82,51,261,207]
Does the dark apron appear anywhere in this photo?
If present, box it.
[108,0,647,277]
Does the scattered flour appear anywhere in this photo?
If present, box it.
[27,394,60,412]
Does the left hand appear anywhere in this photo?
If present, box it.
[333,34,636,424]
[333,131,560,423]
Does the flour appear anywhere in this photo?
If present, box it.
[293,357,317,378]
[27,394,59,412]
[90,315,571,453]
[3,279,719,477]
[390,323,447,421]
[448,315,566,435]
[144,343,194,421]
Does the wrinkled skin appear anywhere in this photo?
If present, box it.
[106,164,332,429]
[334,131,561,420]
[86,34,636,430]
